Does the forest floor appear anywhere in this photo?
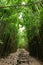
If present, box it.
[0,49,43,65]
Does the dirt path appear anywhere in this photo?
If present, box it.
[0,49,43,65]
[29,56,43,65]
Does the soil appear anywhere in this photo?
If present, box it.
[0,49,43,65]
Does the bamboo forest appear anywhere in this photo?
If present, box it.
[0,0,43,65]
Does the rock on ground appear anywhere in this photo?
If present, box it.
[0,49,43,65]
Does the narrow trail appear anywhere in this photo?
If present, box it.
[16,49,29,65]
[0,49,43,65]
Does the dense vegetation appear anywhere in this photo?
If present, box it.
[0,0,43,61]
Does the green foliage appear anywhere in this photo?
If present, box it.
[0,0,43,61]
